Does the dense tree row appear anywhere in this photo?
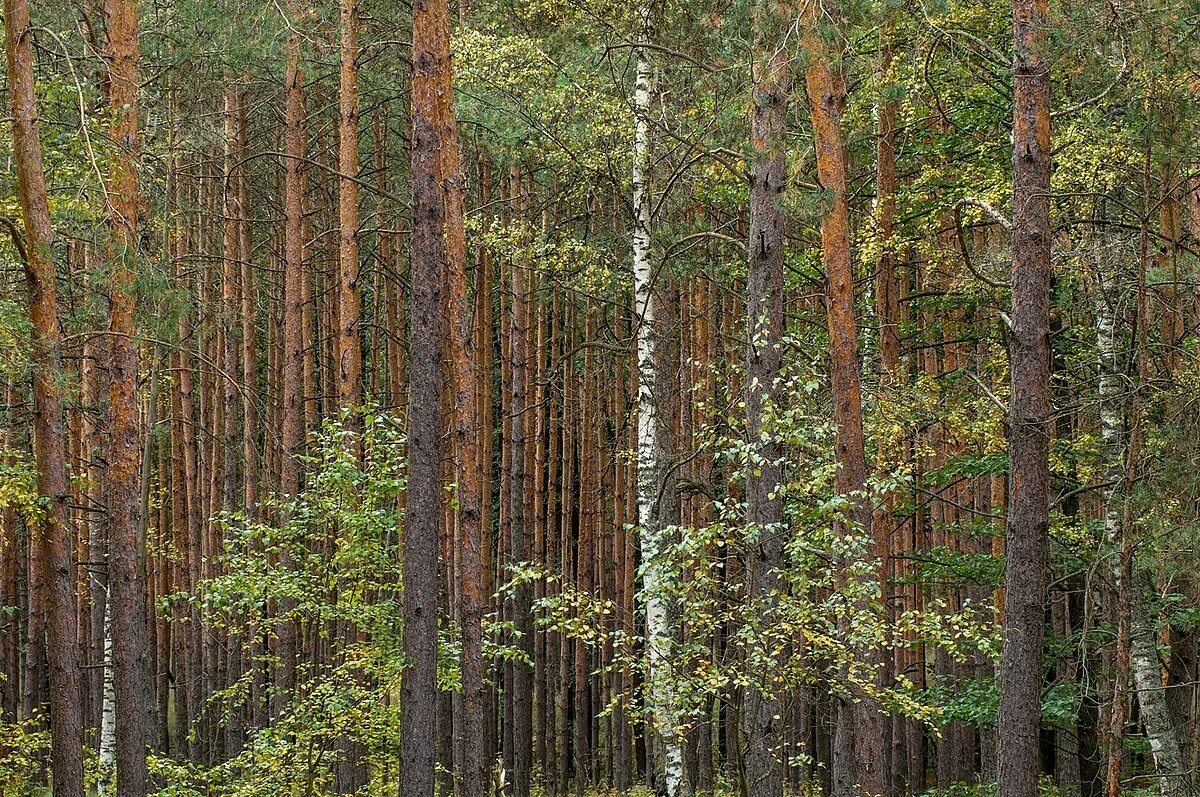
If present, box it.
[3,0,1200,795]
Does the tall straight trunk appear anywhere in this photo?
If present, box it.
[139,358,163,755]
[404,0,454,792]
[741,4,788,796]
[169,357,191,755]
[101,0,150,789]
[475,160,497,776]
[508,169,534,797]
[874,36,900,382]
[997,0,1051,789]
[533,291,548,791]
[544,287,562,797]
[631,10,683,795]
[557,302,574,795]
[3,0,85,792]
[277,0,306,713]
[336,0,363,413]
[575,307,594,795]
[178,186,204,747]
[221,93,240,518]
[801,10,886,796]
[443,54,486,797]
[875,29,908,797]
[238,94,260,521]
[499,218,514,784]
[220,94,244,754]
[83,332,108,743]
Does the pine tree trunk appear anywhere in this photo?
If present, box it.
[741,3,788,794]
[277,0,307,715]
[443,50,486,797]
[801,7,887,794]
[997,0,1052,789]
[101,0,150,787]
[4,2,86,790]
[237,97,259,523]
[336,0,363,413]
[403,0,455,792]
[508,169,535,797]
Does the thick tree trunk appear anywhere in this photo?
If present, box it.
[101,0,150,789]
[997,0,1052,790]
[801,8,887,795]
[403,0,454,793]
[4,3,86,792]
[741,3,788,794]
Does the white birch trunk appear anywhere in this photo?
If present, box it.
[1096,248,1186,797]
[631,9,683,795]
[99,587,116,794]
[1130,597,1186,797]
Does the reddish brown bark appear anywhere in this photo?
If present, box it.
[101,0,151,786]
[277,0,306,714]
[442,52,486,797]
[238,96,260,521]
[3,0,85,792]
[802,10,888,795]
[508,168,534,797]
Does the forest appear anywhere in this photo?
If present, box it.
[0,0,1197,793]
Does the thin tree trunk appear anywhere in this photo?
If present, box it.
[238,95,259,523]
[337,0,363,413]
[444,55,487,797]
[1097,230,1130,797]
[509,169,534,797]
[631,8,683,794]
[277,0,307,715]
[875,29,907,797]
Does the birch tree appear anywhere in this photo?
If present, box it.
[631,3,683,792]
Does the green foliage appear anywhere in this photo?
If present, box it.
[168,410,417,797]
[0,719,50,796]
[531,338,1001,740]
[0,448,44,525]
